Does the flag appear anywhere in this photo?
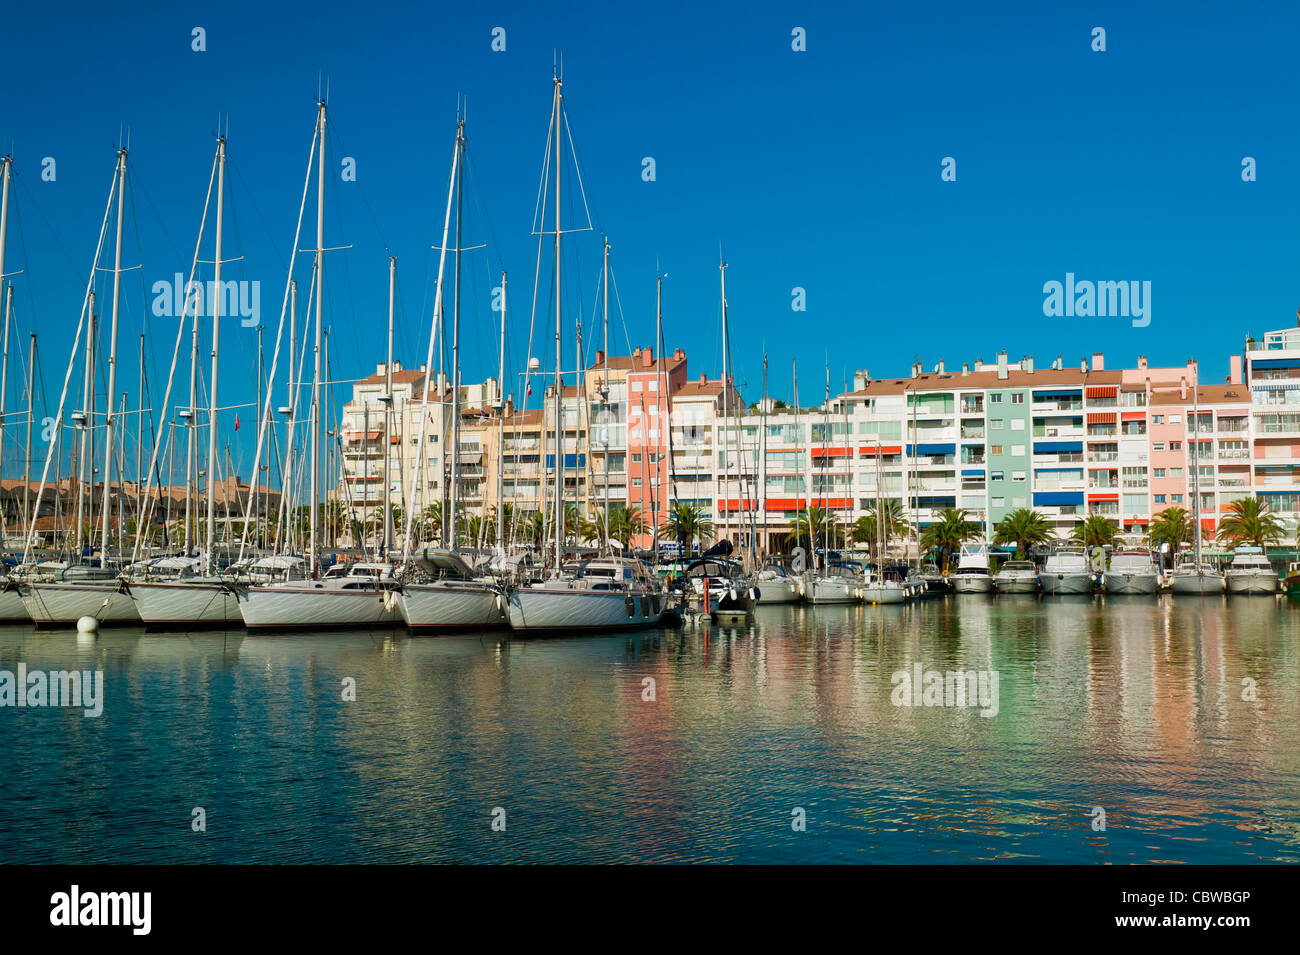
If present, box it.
[234,414,240,431]
[526,383,532,397]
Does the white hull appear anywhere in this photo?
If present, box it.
[1040,572,1094,594]
[238,584,402,630]
[507,586,666,633]
[1171,573,1225,595]
[397,583,506,630]
[809,577,861,604]
[1104,572,1159,595]
[952,574,993,593]
[755,579,802,604]
[862,584,906,604]
[995,576,1038,594]
[1226,570,1278,595]
[21,582,142,626]
[0,583,30,622]
[129,580,242,628]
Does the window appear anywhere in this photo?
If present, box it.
[992,496,1005,507]
[991,471,1004,481]
[1169,441,1182,451]
[631,381,642,391]
[631,453,642,462]
[1170,468,1182,477]
[1152,415,1163,424]
[1153,442,1165,451]
[1153,468,1165,478]
[1012,445,1025,456]
[1153,494,1166,504]
[990,394,1003,403]
[1168,414,1181,424]
[648,380,658,391]
[990,445,1004,455]
[1011,393,1025,404]
[1011,419,1025,431]
[1012,471,1026,482]
[1171,494,1184,503]
[991,418,1004,429]
[631,478,642,487]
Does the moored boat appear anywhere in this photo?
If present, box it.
[238,562,402,631]
[1039,545,1094,594]
[1103,548,1159,595]
[952,541,993,594]
[397,549,506,631]
[1224,546,1278,595]
[994,559,1038,594]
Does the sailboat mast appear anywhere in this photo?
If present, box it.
[1,284,11,482]
[496,269,507,552]
[309,100,326,575]
[719,259,729,553]
[602,239,610,550]
[1191,361,1201,567]
[448,118,466,551]
[23,333,34,534]
[77,294,95,554]
[383,256,395,555]
[283,278,297,551]
[99,147,127,562]
[552,73,564,574]
[204,134,226,572]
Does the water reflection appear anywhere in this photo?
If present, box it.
[0,596,1297,863]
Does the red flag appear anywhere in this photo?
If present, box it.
[234,414,240,431]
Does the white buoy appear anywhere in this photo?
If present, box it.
[76,616,99,634]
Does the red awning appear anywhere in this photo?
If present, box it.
[1087,386,1118,398]
[1087,412,1117,424]
[812,446,852,457]
[860,445,902,455]
[1087,493,1119,501]
[343,430,381,441]
[1121,411,1146,421]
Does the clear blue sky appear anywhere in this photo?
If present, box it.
[1,0,1298,479]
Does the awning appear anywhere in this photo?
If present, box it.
[343,430,381,441]
[1086,386,1118,398]
[1121,411,1146,421]
[456,452,484,465]
[1087,412,1117,424]
[906,443,955,456]
[812,446,852,457]
[859,445,902,455]
[1034,441,1083,453]
[1034,491,1084,506]
[1250,358,1300,369]
[961,469,985,476]
[1087,493,1119,501]
[1034,389,1083,399]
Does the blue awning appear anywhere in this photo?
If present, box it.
[916,496,957,508]
[1033,441,1083,453]
[1250,358,1300,369]
[545,453,587,468]
[961,468,985,476]
[1033,389,1083,399]
[906,443,955,455]
[1034,491,1085,506]
[1254,464,1298,470]
[1034,467,1083,473]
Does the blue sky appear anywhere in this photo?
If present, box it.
[1,1,1298,478]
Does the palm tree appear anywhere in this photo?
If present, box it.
[920,507,977,573]
[419,502,443,542]
[1072,514,1121,549]
[607,505,647,550]
[658,502,713,553]
[790,504,842,551]
[1148,505,1191,553]
[851,500,910,555]
[992,507,1051,559]
[1217,496,1283,548]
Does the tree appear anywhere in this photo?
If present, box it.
[1148,505,1191,552]
[920,507,978,573]
[658,502,714,553]
[1072,514,1121,550]
[419,502,443,542]
[851,499,910,555]
[1217,496,1283,548]
[993,507,1051,559]
[790,504,842,550]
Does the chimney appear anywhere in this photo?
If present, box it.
[937,359,946,374]
[1137,355,1148,371]
[596,349,604,365]
[376,362,386,376]
[1080,358,1088,373]
[700,373,707,384]
[1092,351,1104,371]
[961,362,969,376]
[673,348,685,360]
[1054,354,1062,370]
[1229,354,1243,384]
[997,351,1008,380]
[1024,355,1034,374]
[911,361,922,378]
[632,347,642,364]
[1179,378,1188,401]
[642,346,654,368]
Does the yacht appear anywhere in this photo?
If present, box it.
[862,566,907,604]
[1039,546,1094,594]
[952,541,993,594]
[919,562,951,594]
[507,558,668,632]
[995,560,1039,594]
[808,560,864,604]
[20,563,142,627]
[1103,548,1159,595]
[128,555,243,629]
[238,561,402,630]
[1225,547,1278,595]
[1170,558,1225,595]
[397,548,507,631]
[755,562,803,604]
[681,556,759,615]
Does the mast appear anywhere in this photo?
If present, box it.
[759,353,768,557]
[383,255,395,555]
[496,269,507,552]
[22,334,34,536]
[283,278,297,550]
[719,258,729,554]
[0,283,10,483]
[309,99,326,575]
[204,134,227,572]
[601,239,610,551]
[1191,361,1201,570]
[822,364,830,557]
[99,147,128,563]
[447,118,467,550]
[76,293,95,554]
[136,333,144,547]
[551,73,564,574]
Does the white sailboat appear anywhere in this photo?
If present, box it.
[756,561,803,603]
[506,71,667,634]
[1170,373,1225,596]
[397,549,505,631]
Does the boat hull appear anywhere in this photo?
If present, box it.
[952,574,992,594]
[755,579,801,604]
[129,580,242,629]
[397,583,506,631]
[1040,572,1094,595]
[507,586,667,633]
[1104,573,1159,595]
[862,585,906,604]
[238,584,402,630]
[809,578,860,604]
[1226,571,1278,595]
[21,582,142,627]
[1171,574,1225,595]
[995,577,1038,594]
[0,582,31,622]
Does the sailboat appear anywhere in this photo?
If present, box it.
[130,131,243,628]
[20,145,141,626]
[237,99,402,630]
[396,116,505,632]
[505,71,666,633]
[1170,371,1225,596]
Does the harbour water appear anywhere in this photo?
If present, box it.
[1,596,1298,864]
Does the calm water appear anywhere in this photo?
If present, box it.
[1,595,1298,864]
